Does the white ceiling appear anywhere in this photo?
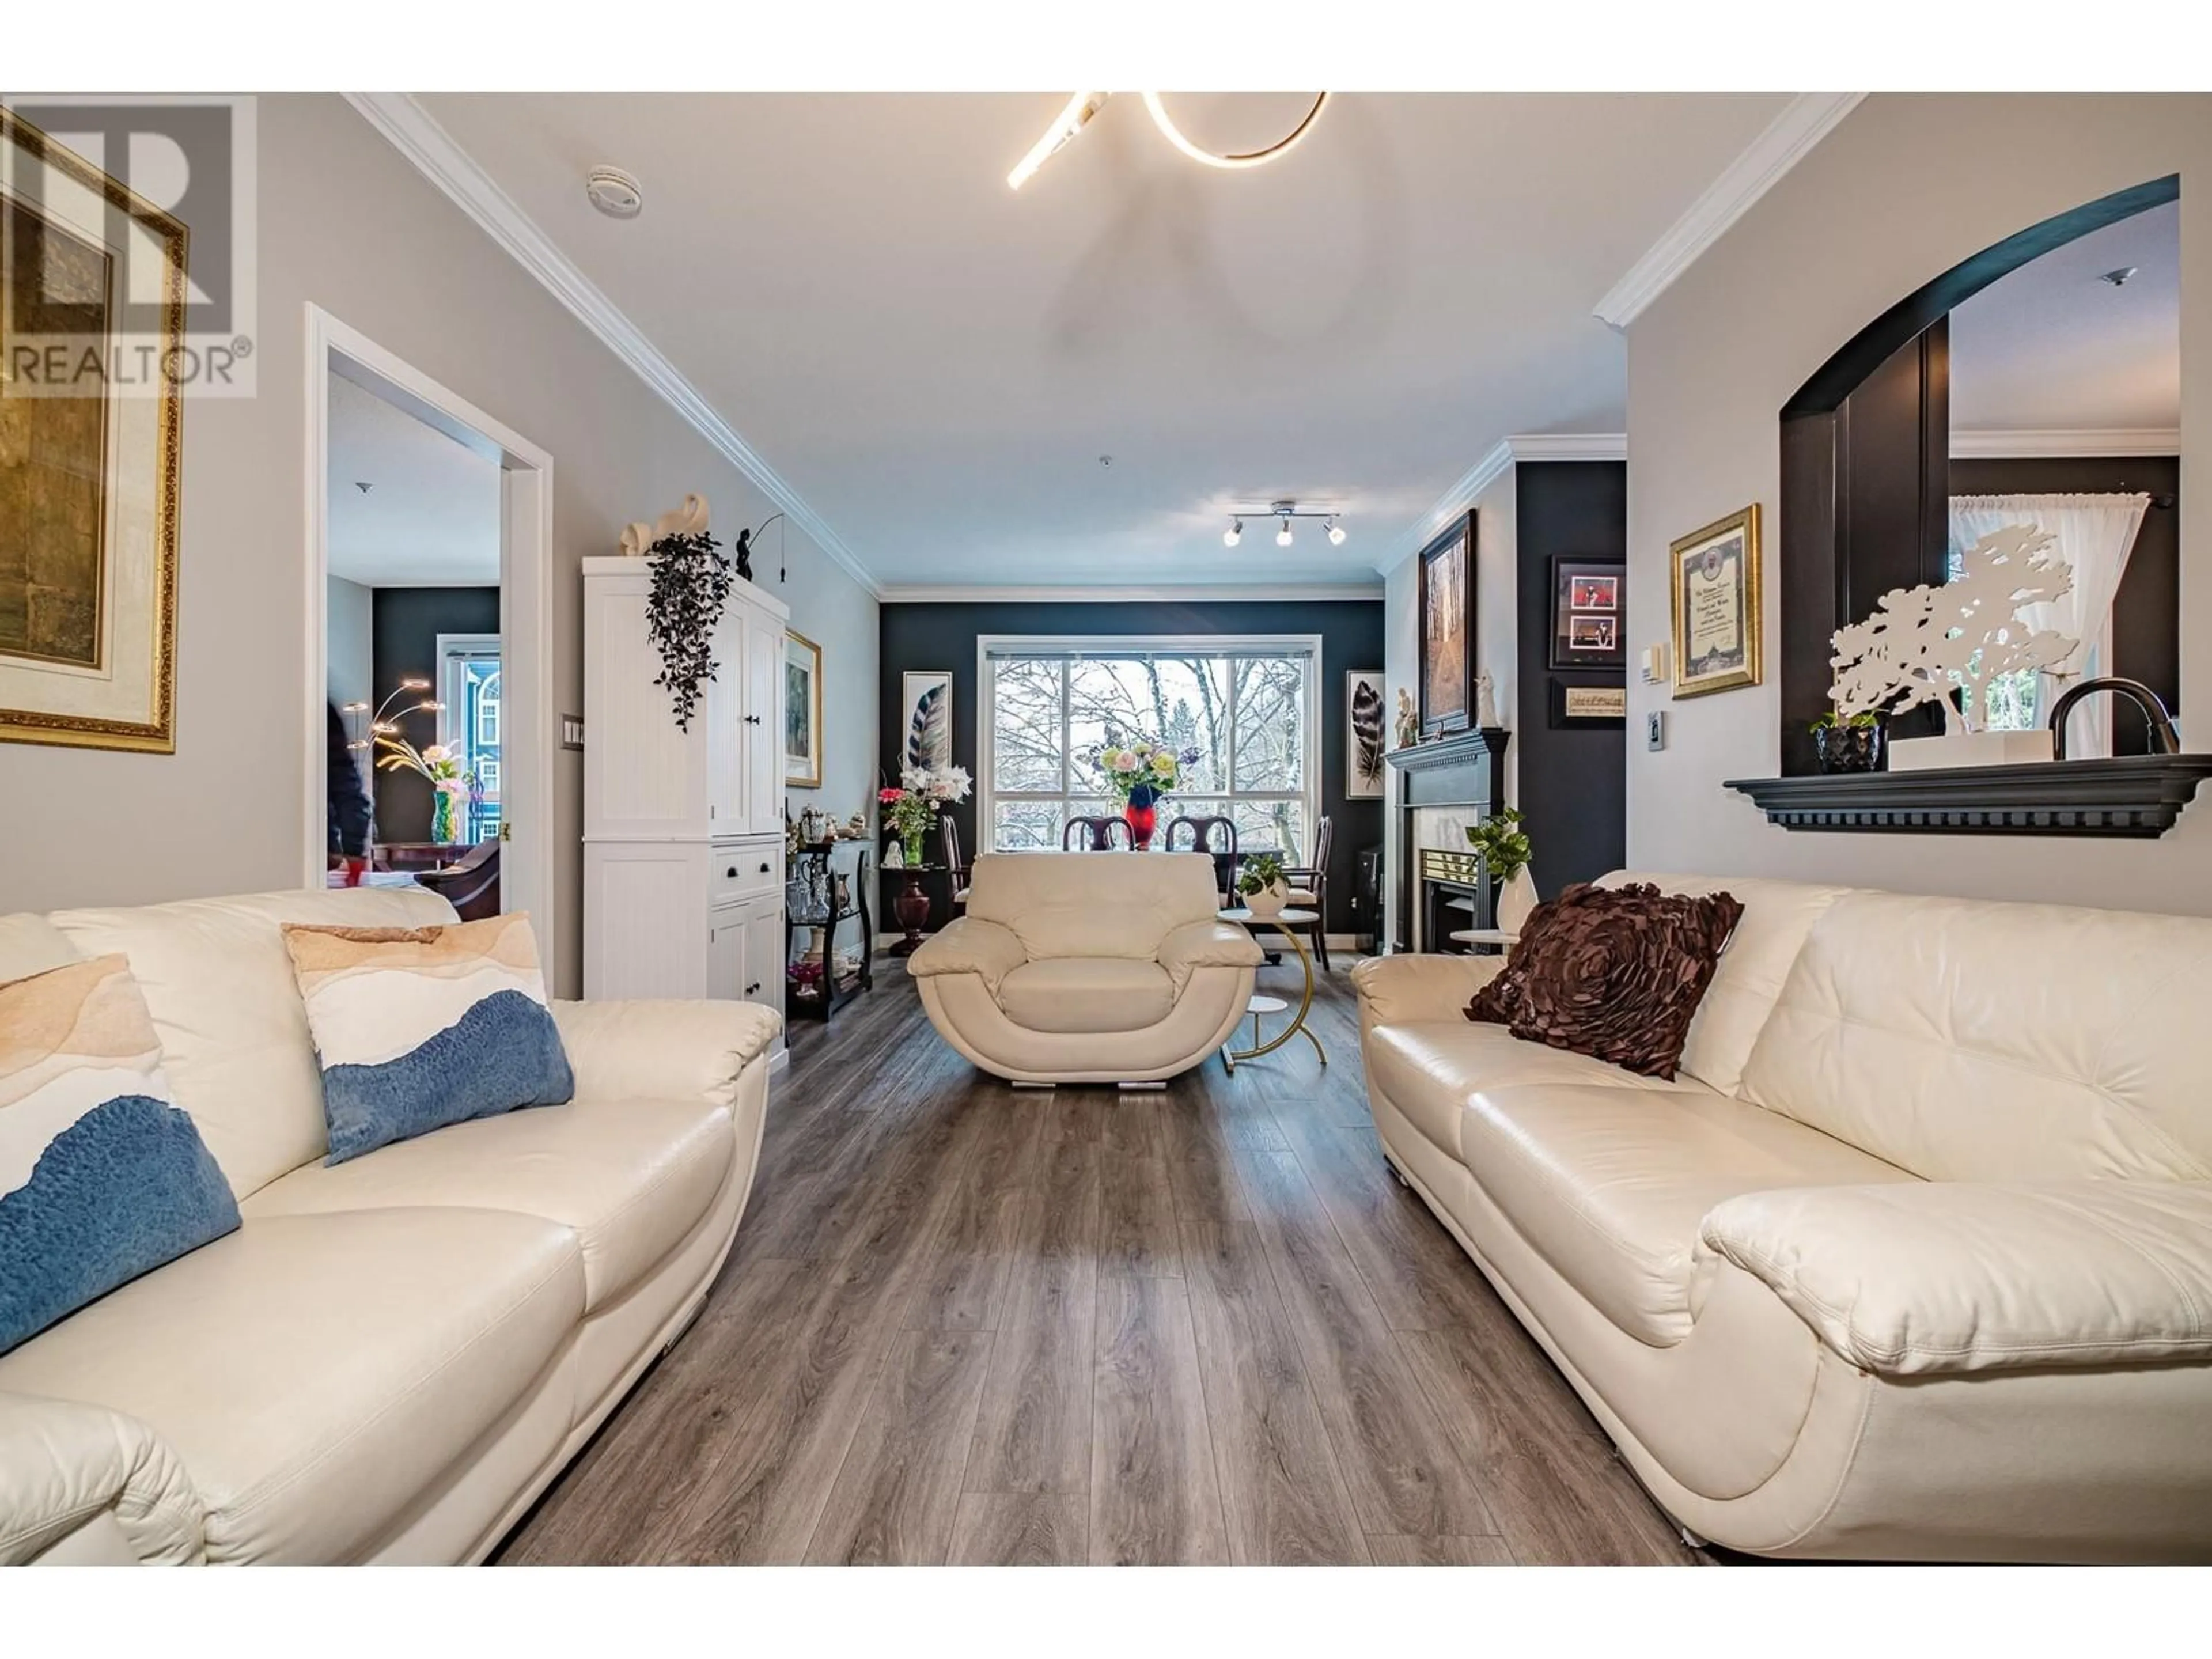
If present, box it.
[1950,199,2181,435]
[327,370,502,587]
[415,92,1795,589]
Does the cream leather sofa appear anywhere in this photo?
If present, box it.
[0,887,777,1566]
[909,851,1262,1084]
[1353,873,2212,1563]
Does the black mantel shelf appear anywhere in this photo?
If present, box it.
[1385,726,1512,777]
[1725,755,2212,838]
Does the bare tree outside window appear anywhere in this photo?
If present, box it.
[980,643,1317,858]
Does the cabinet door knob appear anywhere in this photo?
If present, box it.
[744,714,762,725]
[745,982,760,995]
[726,866,738,878]
[759,861,771,873]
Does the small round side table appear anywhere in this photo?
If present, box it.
[1218,907,1325,1070]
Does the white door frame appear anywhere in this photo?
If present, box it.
[301,304,557,963]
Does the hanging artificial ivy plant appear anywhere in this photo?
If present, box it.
[644,530,731,730]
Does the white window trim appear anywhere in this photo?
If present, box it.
[435,632,501,755]
[975,632,1323,854]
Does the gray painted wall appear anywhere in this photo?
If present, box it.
[325,577,374,714]
[0,93,877,991]
[1625,93,2211,914]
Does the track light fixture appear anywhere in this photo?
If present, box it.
[1219,500,1348,551]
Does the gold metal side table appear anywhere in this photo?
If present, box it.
[1218,906,1326,1070]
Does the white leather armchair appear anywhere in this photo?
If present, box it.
[908,851,1262,1084]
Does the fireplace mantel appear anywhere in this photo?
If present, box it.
[1386,727,1512,949]
[1386,726,1512,787]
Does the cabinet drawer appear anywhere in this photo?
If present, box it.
[711,843,781,906]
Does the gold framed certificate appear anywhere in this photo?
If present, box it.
[1669,505,1762,698]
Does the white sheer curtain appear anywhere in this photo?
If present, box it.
[1948,492,2150,758]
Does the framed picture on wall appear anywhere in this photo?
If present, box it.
[785,629,823,788]
[1346,669,1385,798]
[1669,505,1763,698]
[1416,511,1477,736]
[901,669,953,772]
[1549,677,1627,729]
[1549,558,1626,671]
[0,107,185,753]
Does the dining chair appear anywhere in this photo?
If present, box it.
[1063,815,1133,851]
[1165,814,1239,904]
[940,816,973,913]
[1279,814,1334,971]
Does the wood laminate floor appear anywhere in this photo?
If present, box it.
[493,958,1709,1566]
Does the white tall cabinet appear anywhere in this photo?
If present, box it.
[582,556,787,1062]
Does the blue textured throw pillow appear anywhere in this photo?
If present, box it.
[282,912,574,1165]
[0,956,241,1356]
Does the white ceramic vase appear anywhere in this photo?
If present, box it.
[1244,884,1287,920]
[1497,866,1539,935]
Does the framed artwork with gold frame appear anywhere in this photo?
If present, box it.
[1,107,186,752]
[1669,504,1762,698]
[784,627,824,789]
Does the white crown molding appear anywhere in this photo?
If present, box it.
[1950,428,2181,459]
[343,92,880,598]
[1374,433,1626,577]
[1593,92,1867,331]
[1504,433,1627,463]
[877,583,1384,604]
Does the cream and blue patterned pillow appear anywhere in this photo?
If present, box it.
[0,955,241,1356]
[282,913,573,1165]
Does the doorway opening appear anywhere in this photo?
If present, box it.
[302,306,558,979]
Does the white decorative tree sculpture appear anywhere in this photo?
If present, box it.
[1829,524,2077,734]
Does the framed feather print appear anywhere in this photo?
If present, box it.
[901,670,952,774]
[1346,669,1385,798]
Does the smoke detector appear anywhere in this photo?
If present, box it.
[585,166,644,220]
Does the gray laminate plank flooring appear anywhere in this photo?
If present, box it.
[493,960,1709,1566]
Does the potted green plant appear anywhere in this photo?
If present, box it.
[1237,852,1289,919]
[1464,808,1537,935]
[1809,709,1885,774]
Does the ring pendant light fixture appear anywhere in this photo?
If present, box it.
[1008,92,1333,190]
[1224,502,1347,549]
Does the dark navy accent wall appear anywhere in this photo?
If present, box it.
[878,599,1385,935]
[369,586,499,844]
[1514,463,1627,892]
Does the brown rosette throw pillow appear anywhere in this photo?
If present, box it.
[1466,882,1742,1079]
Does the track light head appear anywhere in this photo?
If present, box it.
[1327,518,1347,546]
[1276,517,1294,548]
[1224,518,1243,548]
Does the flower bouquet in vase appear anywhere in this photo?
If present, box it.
[1087,738,1200,850]
[374,732,474,847]
[878,764,972,868]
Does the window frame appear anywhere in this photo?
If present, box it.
[975,632,1323,856]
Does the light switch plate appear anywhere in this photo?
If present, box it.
[1645,711,1666,752]
[560,715,585,750]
